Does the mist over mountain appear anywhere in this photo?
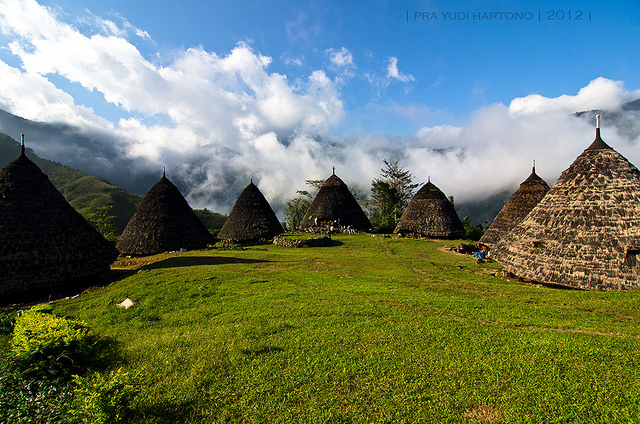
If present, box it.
[0,109,159,196]
[575,98,640,142]
[2,92,640,225]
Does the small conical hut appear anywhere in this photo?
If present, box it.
[493,119,640,290]
[479,164,550,247]
[0,137,118,299]
[299,170,372,230]
[116,170,213,256]
[393,179,464,239]
[217,180,283,242]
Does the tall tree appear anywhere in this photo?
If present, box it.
[283,180,322,230]
[367,160,420,230]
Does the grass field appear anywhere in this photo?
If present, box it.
[10,234,640,422]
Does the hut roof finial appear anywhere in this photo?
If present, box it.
[587,114,610,150]
[162,166,166,178]
[533,159,536,173]
[20,134,25,156]
[332,166,335,175]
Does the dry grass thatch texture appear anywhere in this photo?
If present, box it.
[217,181,283,242]
[116,174,213,256]
[393,181,464,239]
[479,167,549,247]
[0,150,118,298]
[493,129,640,290]
[299,173,372,230]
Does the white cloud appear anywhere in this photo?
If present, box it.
[0,0,638,219]
[327,47,353,68]
[386,56,415,83]
[282,54,304,66]
[509,77,640,115]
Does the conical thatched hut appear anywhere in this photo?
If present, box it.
[479,165,550,247]
[0,138,118,299]
[299,170,372,230]
[217,180,283,242]
[116,170,213,256]
[493,120,640,290]
[393,179,464,239]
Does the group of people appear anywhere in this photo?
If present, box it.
[308,218,357,236]
[454,243,491,261]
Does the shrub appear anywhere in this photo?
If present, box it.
[10,305,94,380]
[462,217,485,241]
[0,310,20,334]
[73,367,140,423]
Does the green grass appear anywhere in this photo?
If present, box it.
[38,234,640,422]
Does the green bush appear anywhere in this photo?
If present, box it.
[10,305,94,380]
[0,310,20,334]
[1,305,132,423]
[73,367,140,423]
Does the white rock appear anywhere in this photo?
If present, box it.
[117,298,139,309]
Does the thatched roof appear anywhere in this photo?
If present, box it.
[217,181,283,242]
[0,142,118,299]
[493,124,640,290]
[299,172,372,230]
[479,166,550,247]
[393,180,464,239]
[116,171,213,256]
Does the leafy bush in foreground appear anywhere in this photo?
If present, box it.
[73,367,140,424]
[10,305,93,380]
[1,305,131,423]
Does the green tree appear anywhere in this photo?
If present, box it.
[367,160,420,230]
[85,205,119,243]
[283,195,311,230]
[283,180,325,230]
[462,217,485,241]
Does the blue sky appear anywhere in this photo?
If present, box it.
[33,0,639,133]
[0,0,639,213]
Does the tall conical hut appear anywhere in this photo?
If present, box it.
[493,117,640,290]
[479,163,550,247]
[393,179,464,239]
[116,169,213,256]
[217,179,283,242]
[0,135,118,300]
[299,168,372,231]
